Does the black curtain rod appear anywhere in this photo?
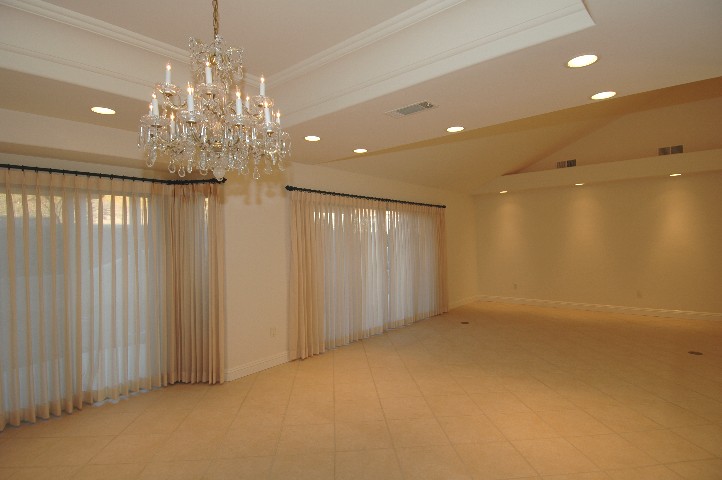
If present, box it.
[0,163,226,185]
[285,185,446,209]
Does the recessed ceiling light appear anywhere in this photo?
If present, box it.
[447,126,464,133]
[304,135,321,142]
[670,173,682,177]
[91,106,116,115]
[499,190,508,194]
[575,183,585,186]
[353,148,368,154]
[567,54,598,68]
[591,91,616,100]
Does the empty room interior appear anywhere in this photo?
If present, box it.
[1,0,721,479]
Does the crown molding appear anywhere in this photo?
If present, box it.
[270,0,465,87]
[0,41,155,91]
[278,0,592,125]
[0,0,592,132]
[0,0,187,61]
[327,2,590,104]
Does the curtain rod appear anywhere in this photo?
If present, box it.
[0,163,226,185]
[285,185,446,209]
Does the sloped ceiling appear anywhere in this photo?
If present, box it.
[1,0,721,193]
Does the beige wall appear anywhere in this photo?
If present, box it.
[222,162,479,378]
[475,170,722,315]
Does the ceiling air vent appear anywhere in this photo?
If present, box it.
[385,101,437,118]
[659,144,684,155]
[556,159,576,168]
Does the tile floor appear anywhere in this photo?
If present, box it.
[1,301,721,479]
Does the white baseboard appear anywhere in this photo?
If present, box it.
[450,294,483,310]
[476,295,722,321]
[225,351,290,382]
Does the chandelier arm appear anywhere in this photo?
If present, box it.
[212,0,219,37]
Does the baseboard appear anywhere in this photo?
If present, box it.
[225,351,291,382]
[450,294,483,310]
[476,295,722,321]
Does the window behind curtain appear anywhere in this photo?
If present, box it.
[0,170,225,431]
[289,191,448,360]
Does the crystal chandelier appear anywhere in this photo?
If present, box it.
[138,0,291,181]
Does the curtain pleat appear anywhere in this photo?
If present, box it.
[289,191,448,360]
[1,170,225,431]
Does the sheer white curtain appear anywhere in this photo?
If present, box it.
[289,190,448,360]
[387,203,448,328]
[0,169,224,431]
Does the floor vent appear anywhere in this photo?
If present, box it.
[688,351,703,355]
[385,101,437,118]
[556,159,577,168]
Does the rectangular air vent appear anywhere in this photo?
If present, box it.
[659,144,684,155]
[556,159,576,168]
[385,101,437,118]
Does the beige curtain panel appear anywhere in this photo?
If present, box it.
[289,190,448,360]
[0,169,225,431]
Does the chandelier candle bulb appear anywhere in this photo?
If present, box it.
[206,62,213,85]
[187,85,194,112]
[165,63,171,84]
[264,106,271,125]
[276,111,281,126]
[205,62,212,84]
[235,89,242,114]
[170,113,175,136]
[260,75,265,96]
[151,93,159,116]
[245,95,250,110]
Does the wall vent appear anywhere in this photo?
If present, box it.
[556,159,576,168]
[659,144,683,155]
[385,101,437,118]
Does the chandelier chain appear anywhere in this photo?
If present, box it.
[212,0,219,37]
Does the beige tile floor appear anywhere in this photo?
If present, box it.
[1,301,721,479]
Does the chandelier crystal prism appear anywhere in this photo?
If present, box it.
[138,0,291,181]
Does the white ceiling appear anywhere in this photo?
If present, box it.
[1,0,721,193]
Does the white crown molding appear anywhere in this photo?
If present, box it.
[0,0,592,133]
[277,0,593,126]
[477,295,722,322]
[316,3,589,105]
[0,0,187,61]
[270,0,466,87]
[0,1,261,90]
[0,41,155,90]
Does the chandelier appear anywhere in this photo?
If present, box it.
[138,0,291,181]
